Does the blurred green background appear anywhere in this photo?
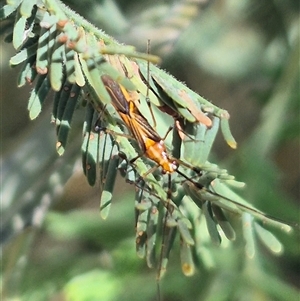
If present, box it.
[1,0,299,300]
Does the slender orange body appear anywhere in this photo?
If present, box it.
[102,75,178,174]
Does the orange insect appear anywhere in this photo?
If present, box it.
[101,74,180,176]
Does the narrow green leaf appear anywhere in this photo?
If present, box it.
[180,241,195,277]
[100,151,119,219]
[80,57,112,105]
[59,19,79,41]
[177,219,194,246]
[193,215,217,270]
[55,81,72,125]
[27,74,50,119]
[74,53,85,87]
[137,59,165,107]
[99,191,112,220]
[81,106,93,158]
[56,84,80,155]
[157,225,177,280]
[243,213,256,258]
[203,201,221,246]
[151,66,190,108]
[254,223,283,254]
[211,204,236,241]
[10,42,38,65]
[182,122,207,165]
[98,133,116,185]
[65,48,76,83]
[146,204,159,268]
[119,159,136,184]
[165,215,178,228]
[197,116,220,164]
[220,113,237,149]
[46,23,58,69]
[7,0,23,7]
[168,121,181,159]
[101,45,160,63]
[49,37,65,91]
[39,7,59,28]
[13,14,26,49]
[20,0,37,18]
[176,105,196,122]
[0,4,19,20]
[17,55,36,87]
[35,26,51,74]
[135,197,152,211]
[135,200,149,258]
[83,134,98,185]
[81,104,98,185]
[225,179,246,189]
[51,78,65,123]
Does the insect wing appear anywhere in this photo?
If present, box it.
[101,75,129,113]
[130,107,162,143]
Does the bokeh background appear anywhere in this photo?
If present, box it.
[1,0,299,300]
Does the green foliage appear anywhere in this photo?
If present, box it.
[1,0,299,301]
